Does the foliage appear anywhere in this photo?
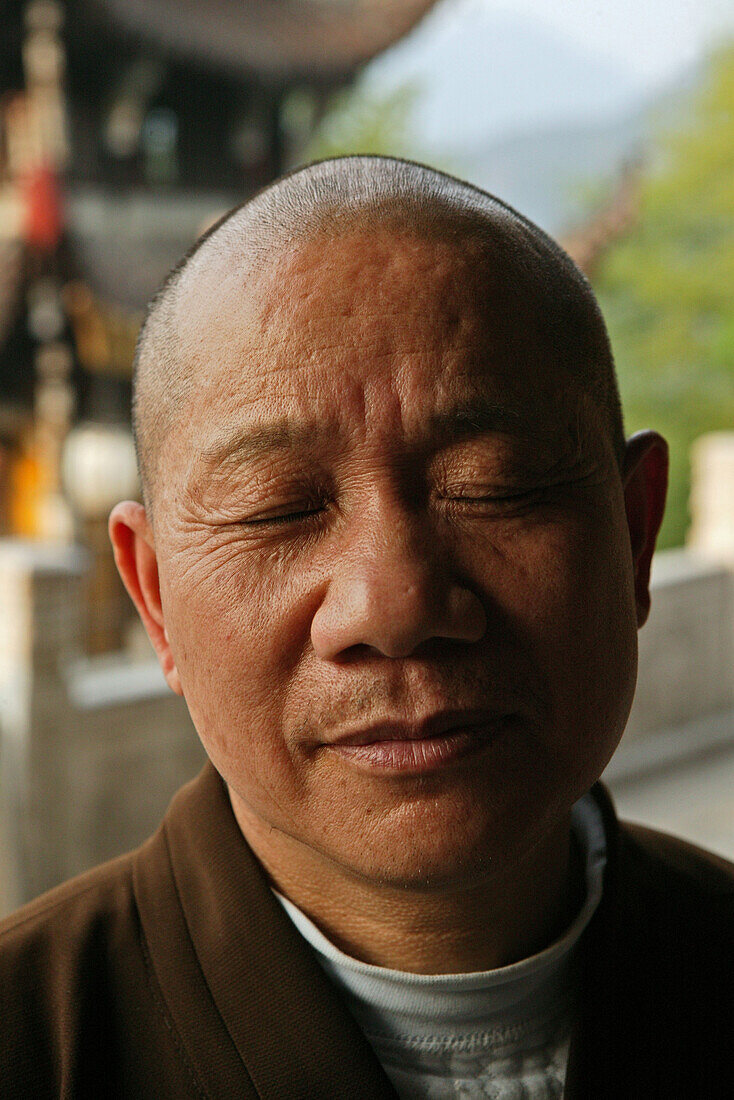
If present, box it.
[593,43,734,548]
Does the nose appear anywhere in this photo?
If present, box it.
[310,506,486,660]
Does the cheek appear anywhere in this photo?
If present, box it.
[477,514,638,765]
[489,501,635,632]
[158,543,320,764]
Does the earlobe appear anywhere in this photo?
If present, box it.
[108,501,183,696]
[622,431,669,628]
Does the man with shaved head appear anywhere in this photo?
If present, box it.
[1,157,732,1097]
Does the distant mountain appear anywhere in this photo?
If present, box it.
[451,64,703,235]
[365,2,643,151]
[451,112,647,235]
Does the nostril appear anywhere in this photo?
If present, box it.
[327,642,376,665]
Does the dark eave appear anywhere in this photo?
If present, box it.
[81,0,437,82]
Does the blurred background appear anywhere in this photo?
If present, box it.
[0,0,732,913]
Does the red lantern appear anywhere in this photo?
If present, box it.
[22,165,63,252]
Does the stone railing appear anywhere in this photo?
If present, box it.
[0,541,202,912]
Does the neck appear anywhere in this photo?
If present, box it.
[230,792,581,974]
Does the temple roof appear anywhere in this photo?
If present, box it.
[85,0,437,81]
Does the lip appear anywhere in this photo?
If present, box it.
[323,711,513,775]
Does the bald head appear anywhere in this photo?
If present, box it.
[132,156,624,512]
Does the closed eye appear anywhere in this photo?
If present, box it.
[451,490,533,500]
[438,487,551,518]
[241,505,326,527]
[442,487,540,504]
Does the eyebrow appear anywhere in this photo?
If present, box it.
[199,419,332,469]
[197,398,531,472]
[425,400,527,442]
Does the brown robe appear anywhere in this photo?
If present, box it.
[1,762,732,1098]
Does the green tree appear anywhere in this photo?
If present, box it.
[594,43,734,547]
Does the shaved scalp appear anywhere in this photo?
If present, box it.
[132,156,624,513]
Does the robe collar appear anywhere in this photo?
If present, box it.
[134,762,629,1099]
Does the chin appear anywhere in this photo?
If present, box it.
[335,797,541,893]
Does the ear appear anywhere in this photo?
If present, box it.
[622,430,669,628]
[108,501,183,695]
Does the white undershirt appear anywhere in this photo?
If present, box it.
[276,796,606,1099]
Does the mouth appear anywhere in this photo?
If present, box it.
[323,711,514,776]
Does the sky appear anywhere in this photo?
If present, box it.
[360,0,734,154]
[451,0,734,93]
